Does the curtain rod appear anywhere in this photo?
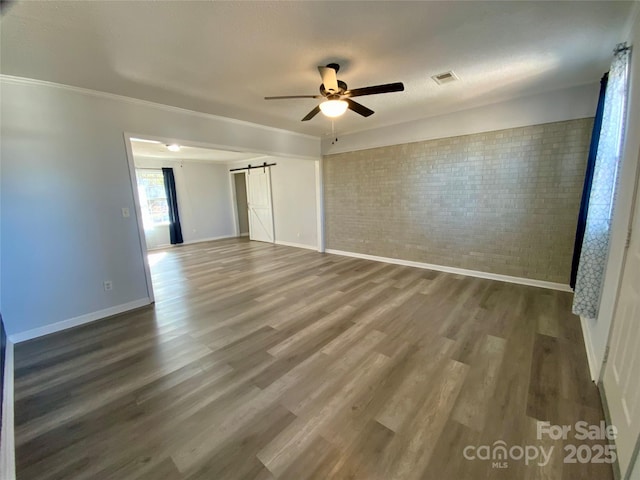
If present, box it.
[229,162,277,173]
[614,42,631,54]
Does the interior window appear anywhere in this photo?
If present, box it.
[135,169,170,228]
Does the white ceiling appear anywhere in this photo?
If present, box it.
[130,138,263,163]
[0,1,634,137]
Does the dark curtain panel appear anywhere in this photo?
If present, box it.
[162,168,184,245]
[570,73,608,289]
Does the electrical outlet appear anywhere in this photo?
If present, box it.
[103,280,113,291]
[121,207,130,218]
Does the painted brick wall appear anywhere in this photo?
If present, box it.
[323,118,593,284]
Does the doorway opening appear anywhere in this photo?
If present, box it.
[233,172,250,237]
[124,134,270,302]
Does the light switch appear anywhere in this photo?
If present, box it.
[122,207,130,218]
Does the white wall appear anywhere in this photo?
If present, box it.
[135,157,235,248]
[270,157,318,249]
[179,162,235,243]
[631,454,640,480]
[142,223,171,250]
[322,82,599,155]
[229,157,319,250]
[0,76,320,338]
[583,7,640,380]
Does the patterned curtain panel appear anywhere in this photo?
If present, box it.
[573,44,631,319]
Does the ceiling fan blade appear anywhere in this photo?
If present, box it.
[318,66,339,93]
[301,105,321,121]
[344,82,404,98]
[264,95,322,100]
[345,98,374,117]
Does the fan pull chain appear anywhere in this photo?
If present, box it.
[331,119,338,145]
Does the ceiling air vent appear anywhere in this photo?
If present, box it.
[431,71,459,85]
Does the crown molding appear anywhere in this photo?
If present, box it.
[0,74,319,141]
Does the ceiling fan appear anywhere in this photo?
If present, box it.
[264,63,404,121]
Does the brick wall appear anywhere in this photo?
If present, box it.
[323,118,593,284]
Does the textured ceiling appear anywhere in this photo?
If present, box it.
[0,1,634,137]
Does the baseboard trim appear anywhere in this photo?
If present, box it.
[580,316,600,381]
[149,235,240,251]
[181,235,237,246]
[325,249,572,292]
[275,240,319,251]
[240,233,250,237]
[0,342,15,479]
[8,298,151,344]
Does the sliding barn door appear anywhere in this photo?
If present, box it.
[602,172,640,478]
[246,168,274,243]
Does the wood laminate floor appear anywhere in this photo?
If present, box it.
[14,238,612,479]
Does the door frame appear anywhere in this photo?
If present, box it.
[123,132,156,303]
[124,134,325,301]
[598,153,640,387]
[598,150,640,480]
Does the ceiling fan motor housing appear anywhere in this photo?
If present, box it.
[320,80,348,97]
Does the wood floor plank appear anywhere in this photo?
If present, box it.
[451,334,507,432]
[423,419,481,480]
[375,337,455,433]
[13,238,613,480]
[179,404,296,479]
[380,358,469,480]
[256,351,392,476]
[327,420,396,480]
[278,329,387,416]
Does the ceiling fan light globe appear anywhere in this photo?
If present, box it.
[319,99,348,118]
